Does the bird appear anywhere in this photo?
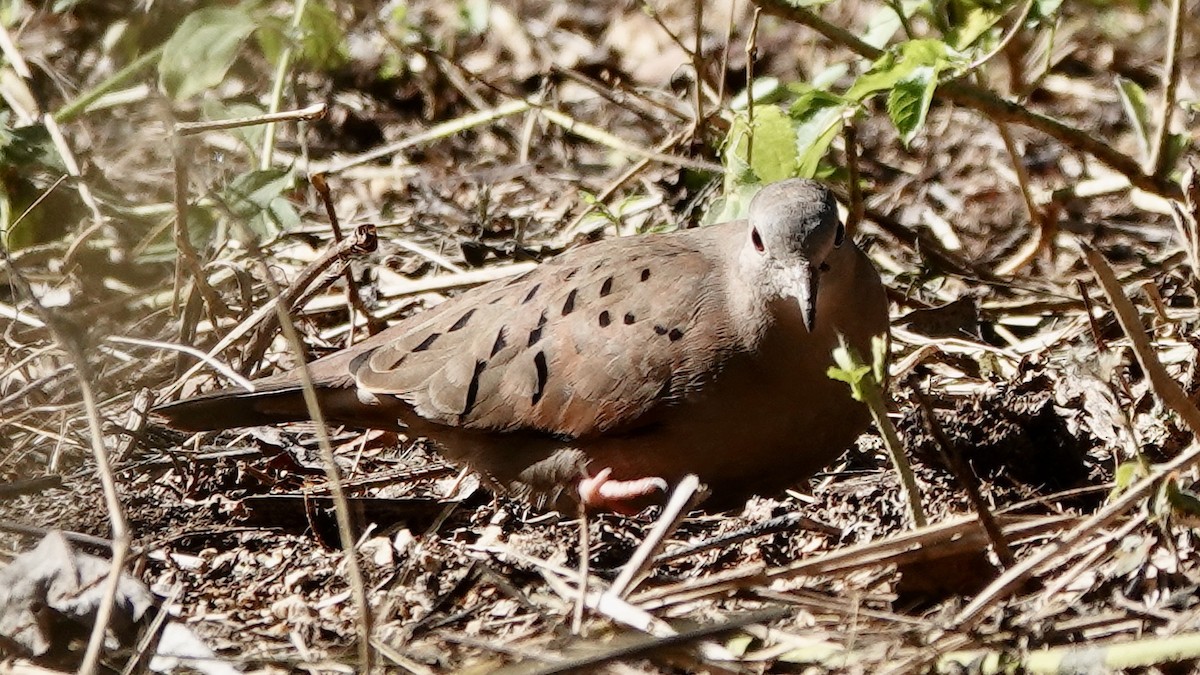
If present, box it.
[154,179,890,513]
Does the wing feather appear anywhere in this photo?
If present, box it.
[354,224,741,438]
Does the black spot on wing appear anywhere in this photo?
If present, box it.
[449,309,476,332]
[413,333,440,352]
[490,326,508,357]
[523,284,541,304]
[531,351,548,405]
[462,360,487,416]
[528,311,548,347]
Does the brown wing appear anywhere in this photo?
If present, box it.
[353,227,734,439]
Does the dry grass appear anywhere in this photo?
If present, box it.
[3,0,1200,672]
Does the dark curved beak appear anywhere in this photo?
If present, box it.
[789,261,820,332]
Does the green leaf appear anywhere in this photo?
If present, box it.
[845,39,956,102]
[0,119,61,171]
[950,7,1000,51]
[704,181,762,225]
[1164,477,1200,520]
[888,65,938,145]
[790,90,850,178]
[1115,76,1152,163]
[725,105,798,184]
[730,77,783,112]
[861,0,929,48]
[257,8,347,71]
[871,334,889,383]
[1112,461,1145,494]
[862,2,904,50]
[158,7,257,100]
[222,169,299,238]
[296,3,349,69]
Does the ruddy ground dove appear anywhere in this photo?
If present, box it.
[155,179,890,513]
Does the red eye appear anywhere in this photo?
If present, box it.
[751,228,765,253]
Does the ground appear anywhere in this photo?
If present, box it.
[2,0,1200,672]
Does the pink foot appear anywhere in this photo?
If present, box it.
[578,468,669,515]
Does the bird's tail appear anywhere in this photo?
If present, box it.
[152,385,317,431]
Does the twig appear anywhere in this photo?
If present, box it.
[250,255,376,671]
[170,136,226,350]
[105,336,255,392]
[175,103,327,136]
[311,172,383,341]
[1150,0,1184,177]
[991,107,1049,275]
[844,121,864,236]
[1076,278,1107,352]
[939,630,1200,673]
[0,520,112,550]
[911,387,1015,567]
[744,8,761,168]
[634,514,1072,610]
[1084,243,1200,432]
[54,45,164,123]
[538,107,722,173]
[323,99,534,174]
[499,607,791,675]
[654,511,839,566]
[259,0,309,170]
[691,0,704,139]
[606,474,702,600]
[573,502,589,635]
[241,224,378,375]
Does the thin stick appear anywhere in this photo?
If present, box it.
[691,0,704,138]
[573,502,590,635]
[744,8,761,168]
[175,103,326,136]
[911,387,1015,566]
[1149,0,1184,176]
[259,0,309,169]
[311,172,383,340]
[606,474,701,599]
[105,336,255,392]
[238,255,375,670]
